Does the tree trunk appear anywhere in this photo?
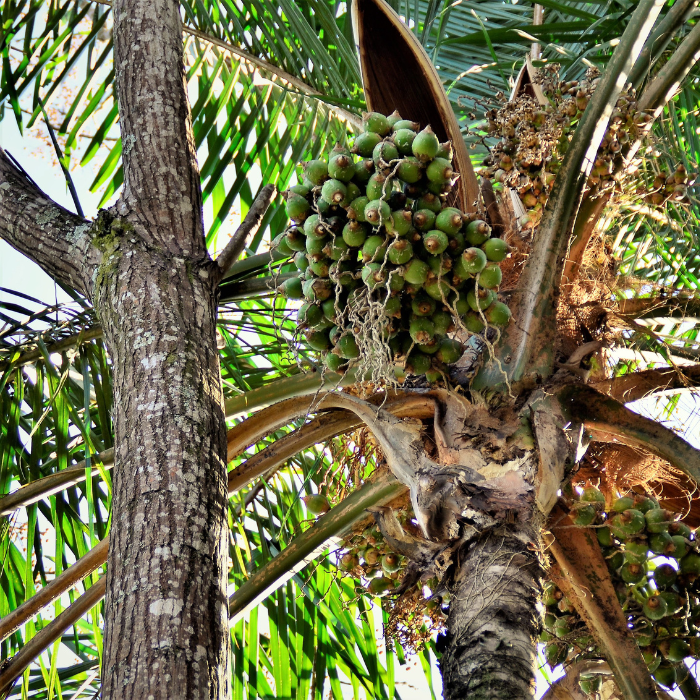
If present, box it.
[440,522,543,699]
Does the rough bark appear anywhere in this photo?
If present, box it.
[439,523,543,699]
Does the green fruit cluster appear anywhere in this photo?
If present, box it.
[274,110,513,382]
[544,485,700,694]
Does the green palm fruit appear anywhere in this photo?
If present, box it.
[467,288,496,312]
[643,595,668,620]
[635,625,655,647]
[581,485,606,505]
[409,316,435,344]
[413,209,437,232]
[281,276,304,299]
[646,508,672,534]
[573,505,596,526]
[386,110,403,128]
[432,311,453,336]
[323,237,350,261]
[362,235,388,262]
[424,277,450,301]
[367,576,394,597]
[464,312,485,333]
[315,198,333,215]
[305,159,330,186]
[624,541,648,563]
[426,157,454,184]
[461,247,488,274]
[304,214,327,239]
[328,154,356,182]
[658,592,683,616]
[321,178,348,205]
[426,180,452,196]
[669,521,692,538]
[285,193,310,222]
[669,535,688,558]
[298,302,324,326]
[579,676,602,695]
[302,278,332,301]
[437,337,463,364]
[447,232,466,256]
[345,181,361,203]
[354,159,375,183]
[364,547,380,565]
[423,230,449,255]
[330,144,351,158]
[343,221,369,247]
[273,232,294,256]
[305,328,331,351]
[412,294,436,317]
[285,227,307,252]
[412,125,440,162]
[680,552,700,575]
[418,339,441,357]
[373,140,399,167]
[289,183,311,197]
[654,563,678,588]
[393,128,416,155]
[662,638,690,663]
[303,494,331,515]
[542,585,559,608]
[361,263,387,290]
[388,238,413,265]
[621,562,646,584]
[322,299,339,322]
[294,251,310,272]
[482,237,510,262]
[387,269,405,293]
[386,210,413,237]
[309,258,331,280]
[329,325,342,345]
[544,642,568,667]
[306,236,326,256]
[347,197,370,223]
[610,509,646,538]
[642,649,661,672]
[366,173,387,201]
[353,131,383,157]
[634,495,659,513]
[416,192,442,213]
[465,219,491,246]
[337,334,360,359]
[397,157,423,183]
[363,112,392,136]
[597,527,613,547]
[650,531,673,554]
[435,208,463,236]
[393,119,419,132]
[428,255,452,276]
[613,496,635,512]
[340,552,359,571]
[477,263,502,289]
[436,141,453,160]
[404,258,430,285]
[365,199,391,225]
[325,352,347,372]
[653,664,677,688]
[384,296,402,318]
[406,351,431,375]
[425,369,442,383]
[606,550,624,571]
[382,553,401,573]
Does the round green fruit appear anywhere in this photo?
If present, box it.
[321,178,348,205]
[285,228,307,252]
[610,509,646,538]
[364,199,391,225]
[423,230,449,255]
[281,276,304,299]
[573,505,596,526]
[658,592,683,616]
[581,486,605,504]
[305,329,331,351]
[544,642,568,667]
[435,207,463,236]
[613,496,635,512]
[387,210,414,237]
[650,531,674,554]
[623,541,648,563]
[406,351,432,376]
[304,214,327,239]
[597,526,613,547]
[393,119,419,132]
[424,277,450,301]
[437,338,463,364]
[343,221,369,248]
[362,235,388,263]
[464,312,485,333]
[337,334,360,359]
[328,154,356,182]
[620,562,646,584]
[653,563,678,588]
[482,237,510,262]
[653,664,677,689]
[388,238,413,265]
[325,352,347,372]
[634,495,659,513]
[304,159,329,185]
[646,508,672,534]
[412,294,436,317]
[367,576,394,596]
[412,126,440,162]
[354,159,374,183]
[347,196,370,222]
[467,288,496,312]
[373,140,399,167]
[299,302,323,327]
[382,553,401,573]
[404,258,430,285]
[363,112,391,136]
[273,232,295,257]
[432,310,453,336]
[303,494,330,515]
[643,594,668,620]
[394,128,416,155]
[478,263,502,289]
[461,247,488,274]
[680,552,700,575]
[286,193,310,222]
[409,316,435,344]
[416,192,442,213]
[426,157,454,184]
[465,219,491,246]
[353,131,382,157]
[397,157,422,183]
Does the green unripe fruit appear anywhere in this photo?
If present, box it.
[397,157,422,183]
[289,183,310,197]
[304,159,328,185]
[669,535,688,558]
[285,228,307,252]
[304,214,327,239]
[340,552,359,571]
[416,192,442,213]
[643,649,661,672]
[315,198,332,215]
[409,316,435,344]
[384,296,402,318]
[373,140,399,167]
[467,288,496,312]
[662,638,690,663]
[393,119,419,132]
[347,197,370,223]
[634,495,659,513]
[386,110,403,128]
[366,173,387,201]
[412,294,436,317]
[323,237,350,261]
[322,299,339,322]
[478,263,502,289]
[572,505,596,526]
[643,594,668,619]
[482,237,510,262]
[670,521,692,538]
[302,277,333,301]
[387,210,413,237]
[325,352,347,372]
[353,131,382,157]
[342,221,368,248]
[646,508,672,534]
[606,550,624,571]
[461,312,483,334]
[273,232,294,256]
[623,541,648,563]
[305,328,330,351]
[423,230,449,255]
[610,509,646,538]
[303,494,330,515]
[544,642,567,667]
[425,368,442,383]
[329,144,351,158]
[414,209,437,232]
[461,247,488,275]
[404,258,430,285]
[368,576,394,596]
[613,496,635,512]
[321,178,348,205]
[387,269,405,293]
[435,208,463,236]
[635,625,655,647]
[345,181,361,203]
[412,125,440,162]
[437,338,463,364]
[394,128,416,155]
[337,334,360,359]
[388,238,413,265]
[361,263,387,290]
[286,193,310,222]
[362,235,387,262]
[309,258,331,277]
[621,562,646,584]
[658,592,683,616]
[650,531,674,554]
[281,276,304,299]
[436,141,453,159]
[426,157,454,184]
[597,527,613,547]
[365,199,391,225]
[354,159,374,183]
[299,302,323,326]
[363,111,391,136]
[431,310,453,336]
[581,486,606,504]
[653,664,676,688]
[428,255,452,276]
[406,351,431,375]
[680,552,700,575]
[424,277,450,301]
[306,235,326,256]
[382,553,401,573]
[447,232,466,257]
[465,219,491,246]
[654,563,678,588]
[294,251,310,272]
[328,154,356,182]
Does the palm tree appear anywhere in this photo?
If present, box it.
[1,0,700,697]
